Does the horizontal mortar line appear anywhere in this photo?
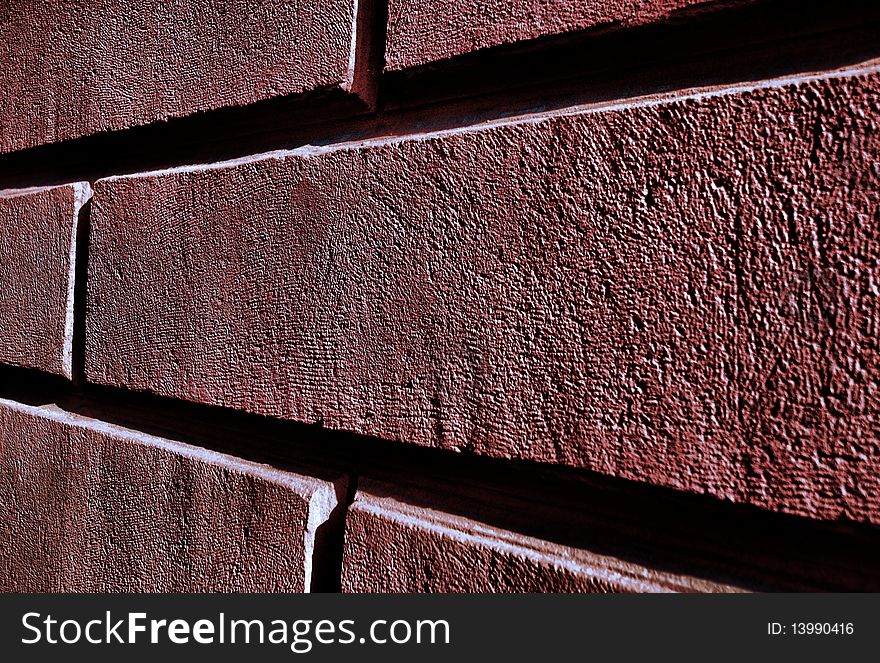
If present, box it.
[99,58,880,182]
[0,7,878,188]
[0,363,878,592]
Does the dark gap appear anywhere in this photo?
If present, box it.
[0,0,878,189]
[381,0,880,109]
[348,0,388,109]
[310,475,358,593]
[0,88,372,190]
[0,364,72,407]
[70,199,91,386]
[0,366,877,592]
[355,475,880,593]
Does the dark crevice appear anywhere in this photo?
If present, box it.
[381,0,880,110]
[348,0,388,109]
[0,364,71,407]
[310,475,358,593]
[0,366,878,592]
[0,88,373,190]
[70,199,91,386]
[0,0,878,189]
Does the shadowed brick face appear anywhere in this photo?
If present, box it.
[341,489,742,592]
[0,183,90,379]
[0,0,361,153]
[0,400,343,592]
[86,70,880,526]
[384,0,757,71]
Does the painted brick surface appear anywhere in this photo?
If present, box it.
[385,0,756,71]
[86,68,880,524]
[341,487,741,592]
[0,399,343,592]
[0,183,90,379]
[0,0,364,153]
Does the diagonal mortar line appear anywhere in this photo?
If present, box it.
[0,367,877,591]
[0,0,878,189]
[94,57,880,183]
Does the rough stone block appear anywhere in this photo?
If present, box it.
[0,399,344,592]
[0,0,367,152]
[86,68,880,524]
[0,183,90,378]
[341,487,741,592]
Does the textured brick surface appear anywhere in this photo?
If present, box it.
[0,183,90,378]
[86,68,880,524]
[0,399,343,592]
[341,487,741,592]
[385,0,754,71]
[0,0,363,153]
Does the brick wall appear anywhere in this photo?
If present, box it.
[1,0,879,592]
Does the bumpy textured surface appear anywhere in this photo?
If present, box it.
[0,0,360,153]
[0,399,342,592]
[385,0,750,70]
[86,69,880,525]
[341,488,741,592]
[0,183,90,378]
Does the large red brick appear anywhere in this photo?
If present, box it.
[86,67,880,524]
[0,183,90,379]
[385,0,754,71]
[0,0,366,153]
[0,398,344,591]
[341,487,741,592]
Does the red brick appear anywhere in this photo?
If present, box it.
[341,487,741,592]
[0,183,89,379]
[86,68,880,524]
[0,0,365,153]
[385,0,754,71]
[0,398,344,592]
